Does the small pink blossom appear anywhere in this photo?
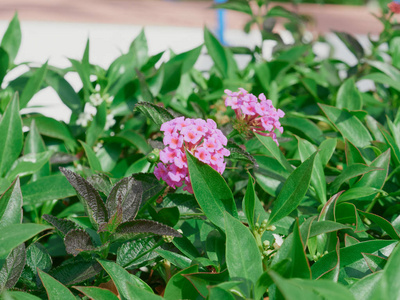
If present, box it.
[225,88,285,145]
[388,1,400,13]
[154,117,230,194]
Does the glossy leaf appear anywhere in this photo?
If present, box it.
[204,27,228,77]
[187,151,238,229]
[359,211,400,240]
[19,62,48,109]
[336,78,362,110]
[97,259,153,300]
[0,223,51,258]
[0,178,22,229]
[164,265,199,300]
[319,104,372,148]
[0,94,23,178]
[38,270,76,300]
[6,151,53,181]
[267,152,317,225]
[256,134,293,173]
[80,140,102,172]
[244,175,256,230]
[73,286,119,300]
[225,212,263,285]
[1,12,21,65]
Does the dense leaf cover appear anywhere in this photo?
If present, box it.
[1,1,400,299]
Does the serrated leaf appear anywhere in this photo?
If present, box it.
[226,141,257,166]
[49,259,101,285]
[112,219,181,241]
[87,174,113,196]
[64,229,95,256]
[26,243,52,276]
[59,167,108,229]
[106,176,143,223]
[0,244,25,291]
[135,101,174,127]
[117,237,159,268]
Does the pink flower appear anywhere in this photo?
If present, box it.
[388,1,400,13]
[224,88,285,145]
[154,117,230,194]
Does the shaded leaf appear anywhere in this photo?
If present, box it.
[64,229,95,256]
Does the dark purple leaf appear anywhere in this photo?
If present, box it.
[112,220,181,241]
[59,167,108,228]
[0,243,26,290]
[64,229,94,256]
[42,214,77,236]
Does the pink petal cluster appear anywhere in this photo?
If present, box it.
[388,1,400,13]
[154,117,230,194]
[225,88,285,145]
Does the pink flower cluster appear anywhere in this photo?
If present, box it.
[388,1,400,13]
[225,88,284,145]
[154,117,230,194]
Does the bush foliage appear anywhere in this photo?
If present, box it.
[1,1,400,299]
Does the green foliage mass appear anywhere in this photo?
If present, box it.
[1,1,400,299]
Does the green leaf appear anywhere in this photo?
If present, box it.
[129,29,148,69]
[6,151,53,181]
[156,249,191,269]
[86,102,106,147]
[345,139,366,166]
[281,117,324,145]
[244,175,256,230]
[256,134,293,173]
[359,211,400,240]
[318,138,337,166]
[225,212,263,285]
[319,104,372,148]
[208,287,235,300]
[80,140,102,172]
[0,93,23,178]
[267,152,317,226]
[334,31,364,60]
[26,243,52,282]
[48,259,101,286]
[311,240,397,283]
[0,244,25,291]
[69,58,93,96]
[135,101,174,127]
[336,78,362,110]
[270,270,356,300]
[117,130,151,154]
[292,219,312,278]
[73,286,119,300]
[97,259,152,300]
[59,167,108,229]
[45,69,82,114]
[24,120,50,180]
[19,62,48,109]
[362,253,386,272]
[297,137,326,203]
[1,12,21,66]
[204,27,228,77]
[22,174,76,206]
[1,291,42,300]
[163,265,199,300]
[349,272,383,300]
[338,187,380,203]
[23,116,77,150]
[38,270,76,300]
[0,178,22,229]
[0,224,52,258]
[212,0,253,15]
[328,164,380,195]
[186,151,238,230]
[0,48,9,86]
